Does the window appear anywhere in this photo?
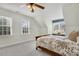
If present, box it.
[0,16,12,35]
[22,20,29,35]
[52,19,66,35]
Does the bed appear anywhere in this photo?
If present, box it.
[36,35,79,56]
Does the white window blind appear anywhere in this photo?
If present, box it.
[0,16,12,35]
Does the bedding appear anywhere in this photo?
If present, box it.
[36,35,79,56]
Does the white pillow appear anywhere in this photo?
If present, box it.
[77,36,79,43]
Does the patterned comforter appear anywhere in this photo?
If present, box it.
[36,35,79,56]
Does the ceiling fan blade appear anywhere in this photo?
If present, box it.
[34,4,45,9]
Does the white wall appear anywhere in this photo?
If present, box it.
[63,4,79,35]
[34,15,48,35]
[0,7,41,47]
[42,4,64,34]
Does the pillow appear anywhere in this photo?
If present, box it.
[68,31,79,42]
[77,36,79,43]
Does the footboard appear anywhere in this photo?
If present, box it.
[35,34,50,50]
[35,34,50,41]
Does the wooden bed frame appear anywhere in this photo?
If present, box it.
[35,34,62,56]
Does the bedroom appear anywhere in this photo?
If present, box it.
[0,3,79,56]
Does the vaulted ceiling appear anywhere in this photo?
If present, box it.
[0,3,64,18]
[0,3,64,34]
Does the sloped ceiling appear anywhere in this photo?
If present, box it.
[0,3,45,17]
[0,3,64,18]
[0,3,64,34]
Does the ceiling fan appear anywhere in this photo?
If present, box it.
[26,3,45,12]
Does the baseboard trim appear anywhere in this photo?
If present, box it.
[0,40,34,49]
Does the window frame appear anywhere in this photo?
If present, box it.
[0,16,12,36]
[21,20,30,35]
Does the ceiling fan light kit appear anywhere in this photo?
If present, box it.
[27,3,45,12]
